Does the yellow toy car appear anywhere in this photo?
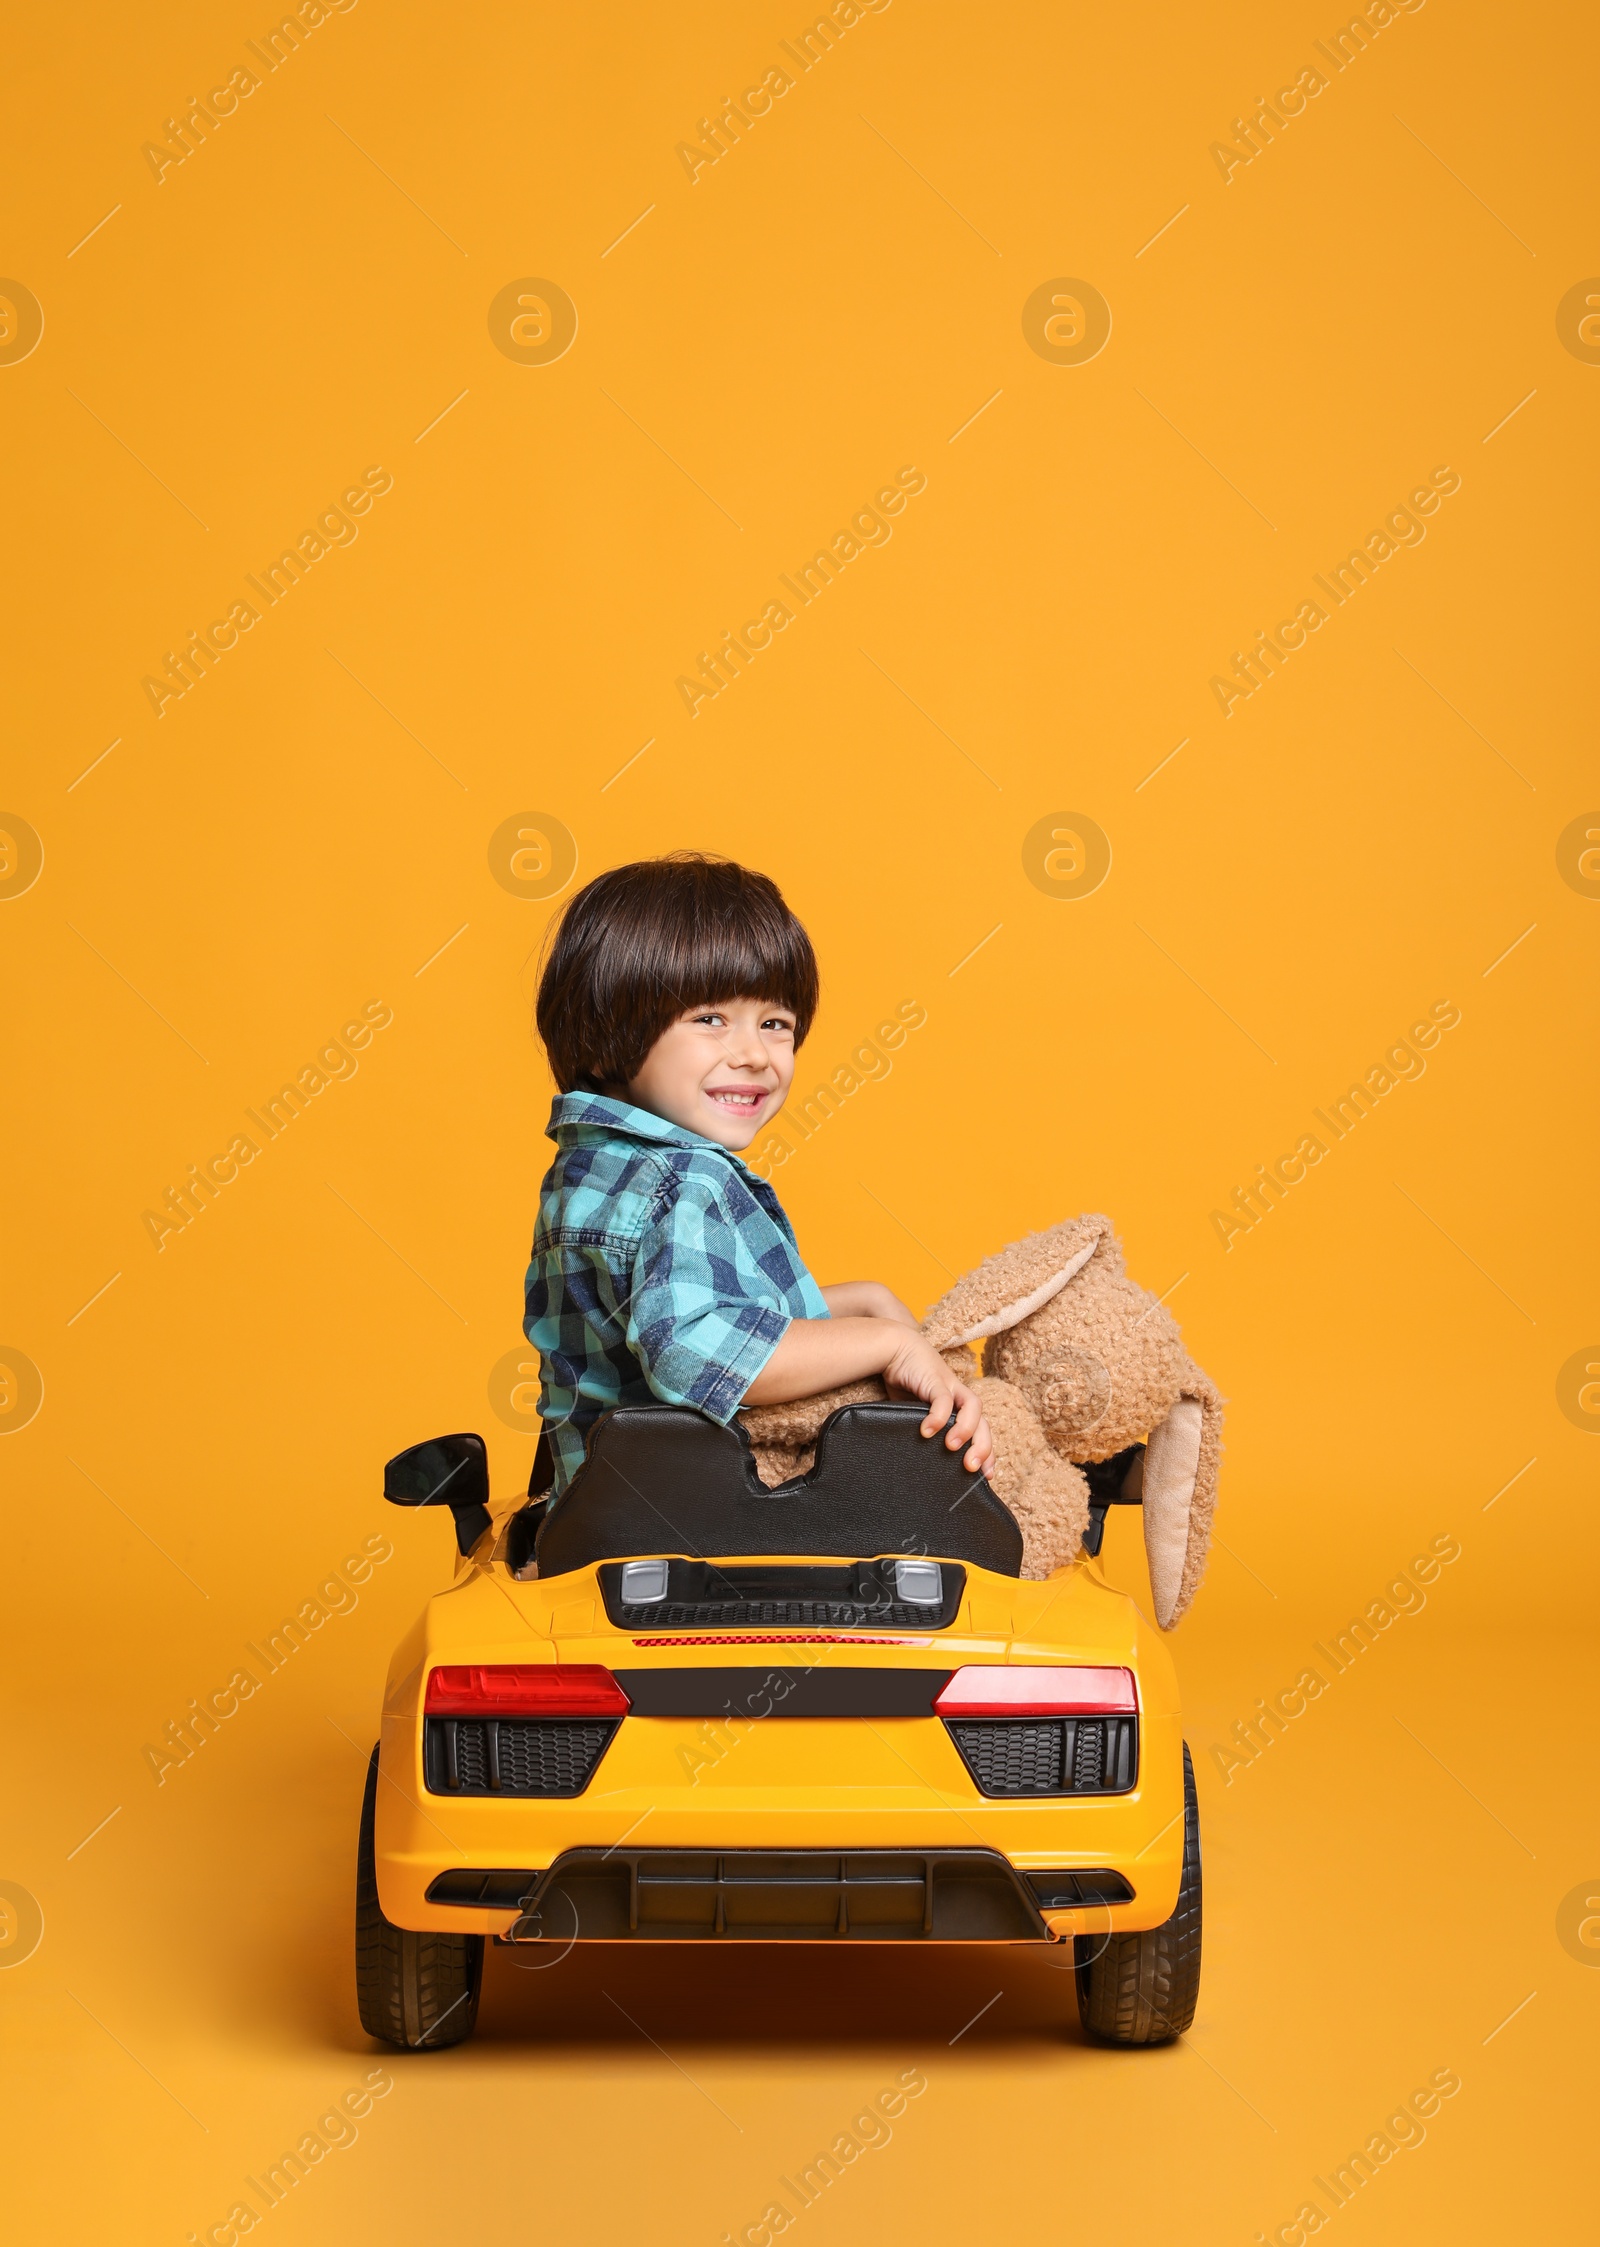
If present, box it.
[355,1402,1200,2048]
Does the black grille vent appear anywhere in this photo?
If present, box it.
[427,1868,540,1908]
[946,1716,1137,1797]
[598,1561,965,1633]
[1025,1868,1135,1907]
[424,1718,616,1797]
[620,1599,942,1631]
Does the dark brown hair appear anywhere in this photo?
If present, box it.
[536,854,819,1093]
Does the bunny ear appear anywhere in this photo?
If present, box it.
[922,1217,1111,1349]
[946,1242,1098,1344]
[1141,1374,1223,1629]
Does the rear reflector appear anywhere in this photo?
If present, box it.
[933,1665,1137,1717]
[425,1664,630,1718]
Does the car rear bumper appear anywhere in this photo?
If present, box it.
[373,1706,1187,1940]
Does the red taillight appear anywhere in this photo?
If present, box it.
[933,1665,1137,1717]
[425,1664,630,1718]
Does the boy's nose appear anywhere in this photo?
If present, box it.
[721,1027,769,1069]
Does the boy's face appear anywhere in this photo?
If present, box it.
[624,996,796,1150]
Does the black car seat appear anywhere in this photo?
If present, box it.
[533,1400,1024,1579]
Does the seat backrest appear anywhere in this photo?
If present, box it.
[534,1401,1024,1579]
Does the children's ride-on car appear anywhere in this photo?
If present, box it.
[355,1401,1201,2049]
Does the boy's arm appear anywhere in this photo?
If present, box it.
[623,1176,991,1473]
[818,1281,919,1326]
[743,1317,992,1475]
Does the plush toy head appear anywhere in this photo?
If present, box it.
[739,1215,1223,1628]
[921,1217,1222,1626]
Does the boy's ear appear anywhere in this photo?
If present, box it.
[922,1217,1111,1349]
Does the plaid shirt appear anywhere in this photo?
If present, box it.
[524,1092,829,1494]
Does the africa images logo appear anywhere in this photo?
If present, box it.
[1210,467,1461,716]
[141,468,394,718]
[141,1001,393,1249]
[676,467,927,716]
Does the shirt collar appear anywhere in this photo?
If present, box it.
[547,1090,761,1174]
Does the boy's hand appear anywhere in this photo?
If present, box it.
[880,1332,994,1476]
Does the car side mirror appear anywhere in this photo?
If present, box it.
[384,1432,492,1556]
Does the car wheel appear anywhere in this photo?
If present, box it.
[1074,1741,1201,2046]
[355,1744,483,2049]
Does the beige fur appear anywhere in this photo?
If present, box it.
[738,1215,1223,1627]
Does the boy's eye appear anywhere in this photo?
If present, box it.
[761,1016,794,1034]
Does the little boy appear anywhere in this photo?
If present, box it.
[525,853,992,1495]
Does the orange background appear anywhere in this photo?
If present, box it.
[2,1,1595,2239]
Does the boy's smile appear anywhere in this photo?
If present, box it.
[621,996,797,1151]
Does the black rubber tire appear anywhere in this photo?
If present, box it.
[1074,1741,1201,2046]
[355,1745,483,2049]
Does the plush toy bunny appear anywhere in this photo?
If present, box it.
[738,1215,1223,1628]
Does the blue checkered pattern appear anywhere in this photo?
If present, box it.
[524,1093,829,1494]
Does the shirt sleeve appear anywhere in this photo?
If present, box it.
[626,1171,796,1421]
